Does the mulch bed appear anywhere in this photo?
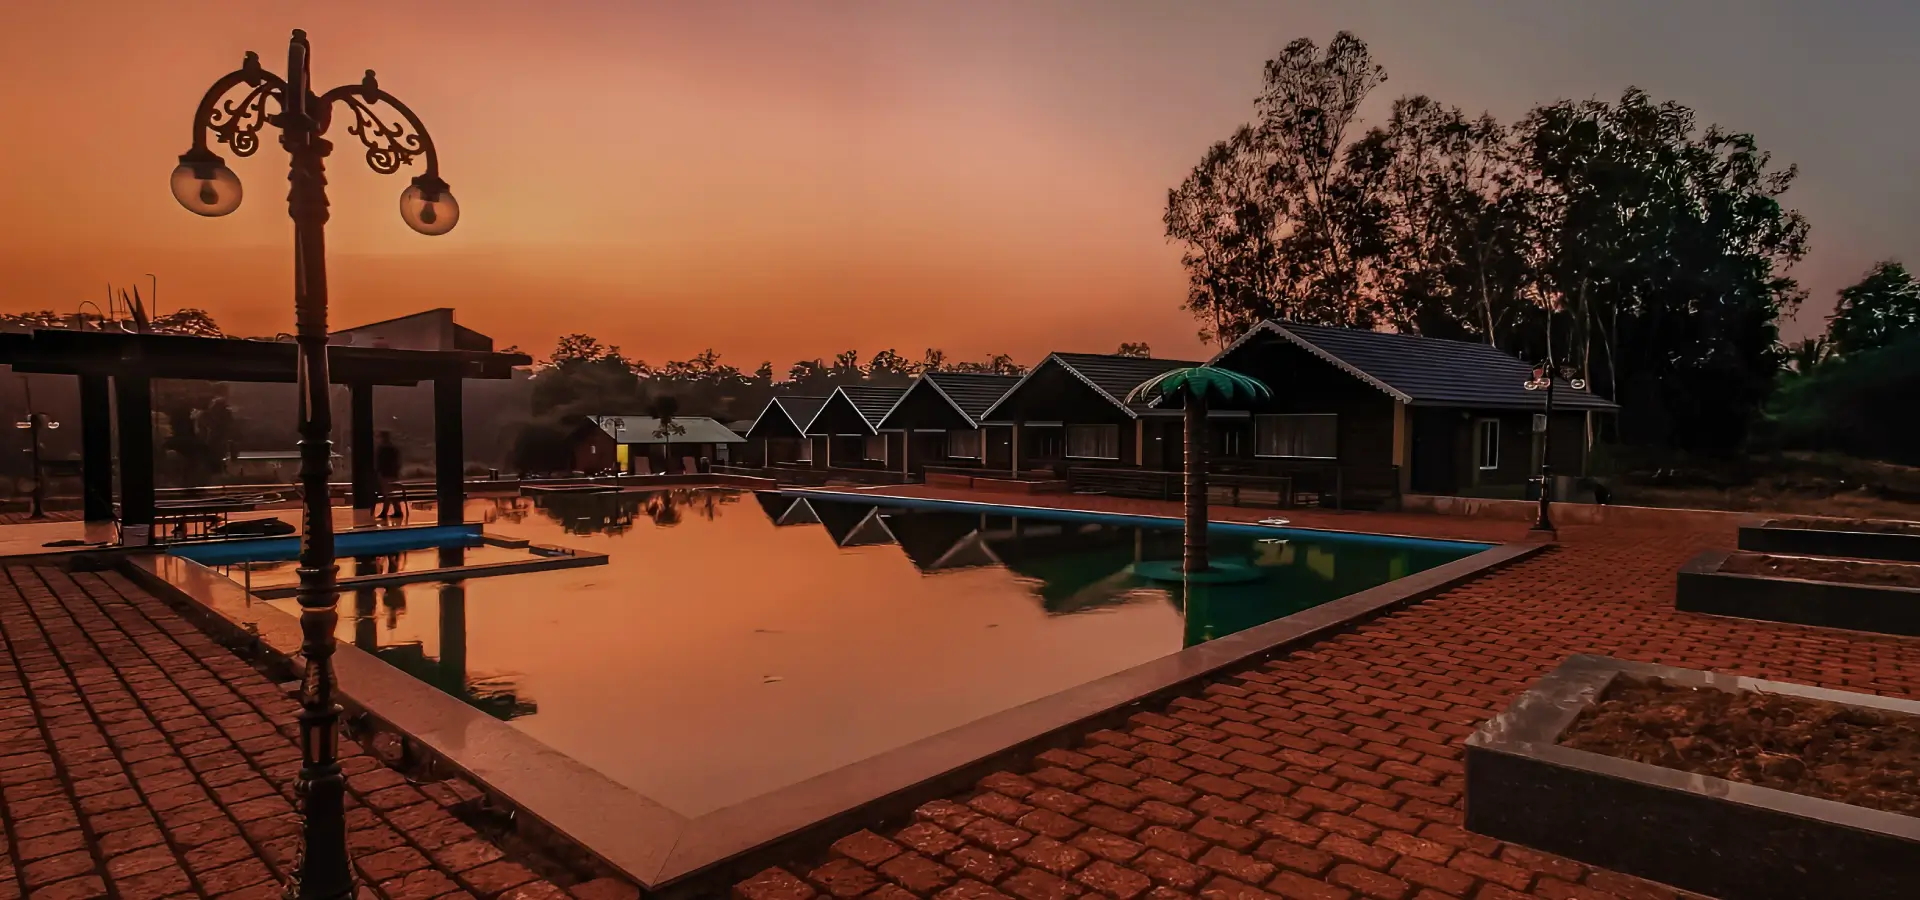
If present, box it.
[1773,516,1920,536]
[1720,552,1920,588]
[1561,676,1920,817]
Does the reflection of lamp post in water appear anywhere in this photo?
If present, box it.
[437,581,467,694]
[14,381,60,520]
[351,558,379,651]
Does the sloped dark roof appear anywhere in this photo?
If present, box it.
[1051,353,1202,415]
[923,373,1023,421]
[775,395,830,428]
[1214,321,1620,411]
[980,352,1203,421]
[835,385,910,428]
[745,395,829,440]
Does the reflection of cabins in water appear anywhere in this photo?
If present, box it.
[531,490,640,534]
[811,500,898,548]
[887,511,1004,573]
[755,493,824,527]
[979,518,1171,615]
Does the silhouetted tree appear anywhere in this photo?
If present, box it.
[1827,261,1920,356]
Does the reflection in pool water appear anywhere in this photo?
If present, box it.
[274,489,1479,816]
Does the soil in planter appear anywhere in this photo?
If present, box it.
[1561,676,1920,816]
[1720,551,1920,588]
[1771,516,1920,536]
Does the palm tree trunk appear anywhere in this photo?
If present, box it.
[1184,390,1209,574]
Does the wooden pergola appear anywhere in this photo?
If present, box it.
[0,329,529,529]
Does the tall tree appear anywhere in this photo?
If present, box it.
[1166,33,1390,340]
[1827,261,1920,356]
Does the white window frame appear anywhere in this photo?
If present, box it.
[945,428,982,459]
[1253,414,1338,460]
[1477,418,1500,471]
[863,433,889,463]
[1064,424,1120,460]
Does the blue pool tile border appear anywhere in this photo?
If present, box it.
[775,488,1493,554]
[167,523,485,566]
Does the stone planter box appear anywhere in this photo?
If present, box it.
[1738,518,1920,563]
[1677,549,1920,636]
[1466,654,1920,900]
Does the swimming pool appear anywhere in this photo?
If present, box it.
[269,488,1483,816]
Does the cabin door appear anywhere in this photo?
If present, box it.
[1409,408,1459,495]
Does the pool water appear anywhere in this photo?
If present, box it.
[270,489,1479,816]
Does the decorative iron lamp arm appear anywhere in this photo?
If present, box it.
[316,71,459,235]
[171,52,287,216]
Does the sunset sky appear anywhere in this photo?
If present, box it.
[2,1,1915,367]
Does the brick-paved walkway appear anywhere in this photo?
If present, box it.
[735,492,1920,900]
[0,565,571,900]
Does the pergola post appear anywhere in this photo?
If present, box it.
[114,375,155,537]
[433,375,463,525]
[79,374,114,522]
[349,382,376,510]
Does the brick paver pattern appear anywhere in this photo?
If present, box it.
[734,491,1920,900]
[0,565,570,900]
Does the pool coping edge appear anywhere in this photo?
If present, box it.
[649,537,1544,894]
[123,504,1544,897]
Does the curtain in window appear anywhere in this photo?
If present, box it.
[1065,424,1120,460]
[946,429,982,459]
[1253,414,1337,458]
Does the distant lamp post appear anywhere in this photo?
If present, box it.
[171,29,459,900]
[14,407,59,520]
[1522,358,1585,533]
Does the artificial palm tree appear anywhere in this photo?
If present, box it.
[1126,366,1272,574]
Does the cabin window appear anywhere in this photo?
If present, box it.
[1220,426,1243,457]
[1477,419,1500,470]
[946,428,982,459]
[1065,424,1120,460]
[1254,414,1337,459]
[794,439,812,462]
[863,434,888,462]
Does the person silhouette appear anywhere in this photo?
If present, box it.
[375,431,406,520]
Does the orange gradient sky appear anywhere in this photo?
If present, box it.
[3,1,1915,366]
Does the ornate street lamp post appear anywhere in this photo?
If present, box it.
[1522,357,1585,534]
[171,30,458,900]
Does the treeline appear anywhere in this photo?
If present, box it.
[1166,32,1809,453]
[505,335,1061,472]
[1760,262,1920,465]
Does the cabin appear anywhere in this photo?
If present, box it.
[742,395,829,468]
[568,415,745,475]
[977,353,1206,476]
[1204,321,1619,501]
[873,372,1023,475]
[803,385,910,469]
